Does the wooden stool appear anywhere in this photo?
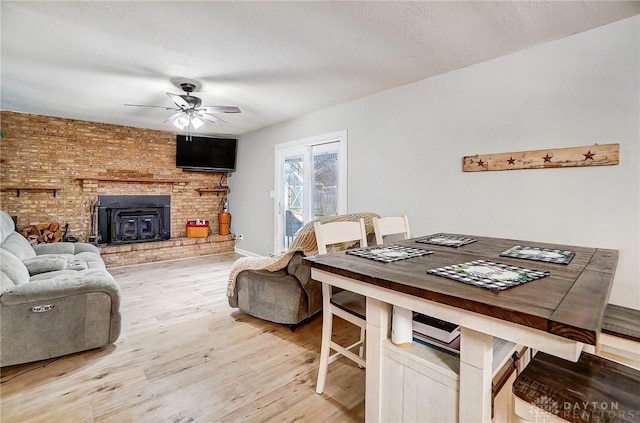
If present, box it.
[313,219,368,395]
[597,304,640,369]
[513,351,640,423]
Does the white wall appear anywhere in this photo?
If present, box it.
[230,16,640,308]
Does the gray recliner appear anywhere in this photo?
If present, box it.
[229,212,381,326]
[0,210,122,367]
[235,252,321,325]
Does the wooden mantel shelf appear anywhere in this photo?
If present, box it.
[75,177,187,184]
[196,187,229,196]
[1,186,62,197]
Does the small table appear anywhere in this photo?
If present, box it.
[304,234,618,422]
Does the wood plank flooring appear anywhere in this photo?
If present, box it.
[0,253,365,422]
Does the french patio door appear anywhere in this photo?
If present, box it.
[274,131,347,253]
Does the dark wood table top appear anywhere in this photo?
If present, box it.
[304,234,618,345]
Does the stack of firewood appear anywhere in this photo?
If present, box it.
[20,223,64,244]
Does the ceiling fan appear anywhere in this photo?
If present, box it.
[125,82,241,131]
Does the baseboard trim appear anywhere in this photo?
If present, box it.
[234,247,262,257]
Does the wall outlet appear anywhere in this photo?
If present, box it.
[237,234,244,241]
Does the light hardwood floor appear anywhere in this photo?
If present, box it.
[0,253,365,422]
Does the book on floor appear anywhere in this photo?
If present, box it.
[412,313,460,343]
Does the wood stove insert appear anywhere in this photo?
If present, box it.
[97,195,170,245]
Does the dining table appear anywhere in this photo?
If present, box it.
[303,233,618,422]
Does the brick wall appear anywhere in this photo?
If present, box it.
[0,111,235,264]
[99,236,234,267]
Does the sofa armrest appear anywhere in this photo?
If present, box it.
[287,252,321,317]
[0,268,122,365]
[0,269,121,312]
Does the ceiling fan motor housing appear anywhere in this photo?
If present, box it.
[179,83,201,108]
[180,83,197,93]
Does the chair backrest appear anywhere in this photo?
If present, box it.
[313,218,368,255]
[372,215,411,245]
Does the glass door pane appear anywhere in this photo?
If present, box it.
[312,142,340,220]
[283,152,304,250]
[275,131,347,253]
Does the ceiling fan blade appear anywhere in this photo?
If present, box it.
[125,103,176,110]
[197,112,227,125]
[166,92,190,110]
[200,106,241,114]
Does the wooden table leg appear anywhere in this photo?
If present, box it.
[365,297,390,422]
[459,326,493,423]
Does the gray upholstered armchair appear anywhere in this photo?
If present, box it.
[234,251,321,325]
[227,212,379,326]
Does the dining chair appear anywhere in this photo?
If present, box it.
[372,215,411,245]
[372,216,413,348]
[314,218,368,395]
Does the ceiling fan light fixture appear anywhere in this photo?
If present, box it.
[190,116,204,129]
[174,114,190,129]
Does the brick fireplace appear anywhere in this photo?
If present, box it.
[0,111,235,267]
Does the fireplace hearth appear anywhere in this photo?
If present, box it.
[97,195,170,245]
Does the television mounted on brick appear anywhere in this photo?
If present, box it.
[176,135,237,172]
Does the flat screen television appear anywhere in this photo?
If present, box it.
[176,135,237,172]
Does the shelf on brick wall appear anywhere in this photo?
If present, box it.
[75,177,188,184]
[1,186,62,197]
[196,187,229,196]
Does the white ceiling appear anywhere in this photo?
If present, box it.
[2,1,638,137]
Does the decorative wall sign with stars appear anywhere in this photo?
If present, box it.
[462,143,619,172]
